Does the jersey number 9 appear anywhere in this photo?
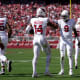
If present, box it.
[64,25,69,32]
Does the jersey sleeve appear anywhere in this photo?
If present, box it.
[30,18,32,24]
[52,19,58,24]
[44,17,49,27]
[52,19,60,27]
[46,17,49,23]
[30,18,35,28]
[72,19,76,29]
[57,19,61,28]
[4,17,8,29]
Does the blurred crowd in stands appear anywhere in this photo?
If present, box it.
[0,1,80,42]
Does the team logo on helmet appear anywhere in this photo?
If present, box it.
[36,7,46,17]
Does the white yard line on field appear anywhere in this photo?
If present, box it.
[12,56,59,63]
[12,60,32,63]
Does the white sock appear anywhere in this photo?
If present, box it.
[75,51,79,66]
[32,56,37,75]
[75,42,79,66]
[68,56,73,71]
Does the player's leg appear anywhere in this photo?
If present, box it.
[40,37,51,75]
[32,43,40,77]
[58,41,65,75]
[0,48,12,74]
[1,48,12,72]
[75,39,79,69]
[0,37,6,74]
[0,52,7,74]
[0,42,7,74]
[0,36,12,74]
[42,42,51,75]
[67,41,73,75]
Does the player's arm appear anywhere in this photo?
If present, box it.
[47,18,58,29]
[26,23,34,34]
[72,20,79,39]
[73,27,80,47]
[73,28,78,38]
[0,22,12,50]
[6,22,12,38]
[0,37,4,50]
[73,20,79,41]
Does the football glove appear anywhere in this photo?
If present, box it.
[29,28,34,34]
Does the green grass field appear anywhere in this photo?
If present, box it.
[0,48,80,80]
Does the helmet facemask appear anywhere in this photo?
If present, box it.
[36,7,46,17]
[61,10,69,22]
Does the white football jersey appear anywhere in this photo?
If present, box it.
[0,17,7,36]
[75,22,80,40]
[30,17,48,36]
[75,24,80,31]
[57,19,75,39]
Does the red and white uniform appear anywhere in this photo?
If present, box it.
[0,18,7,35]
[26,17,50,51]
[0,17,12,74]
[58,19,75,40]
[54,19,75,74]
[30,17,49,50]
[54,10,75,75]
[74,21,80,66]
[0,17,8,55]
[75,22,80,43]
[57,19,75,57]
[26,17,51,75]
[31,17,48,36]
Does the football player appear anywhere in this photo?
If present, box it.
[52,10,80,75]
[26,7,57,77]
[0,15,12,74]
[74,18,80,69]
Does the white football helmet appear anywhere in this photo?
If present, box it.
[61,10,69,21]
[36,7,46,17]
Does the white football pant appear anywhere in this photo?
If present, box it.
[32,35,51,75]
[75,38,79,66]
[0,35,8,67]
[59,38,73,73]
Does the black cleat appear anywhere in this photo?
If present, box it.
[7,60,12,72]
[75,66,78,69]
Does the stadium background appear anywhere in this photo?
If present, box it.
[0,0,80,48]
